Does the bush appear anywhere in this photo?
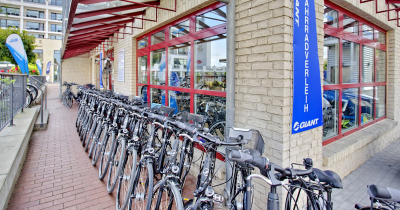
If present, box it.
[8,63,40,75]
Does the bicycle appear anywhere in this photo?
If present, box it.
[355,185,400,210]
[62,81,79,108]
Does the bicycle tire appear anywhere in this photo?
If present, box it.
[149,179,184,210]
[128,159,154,210]
[66,95,73,108]
[107,136,125,194]
[99,130,116,180]
[24,90,33,109]
[229,168,247,210]
[89,122,103,159]
[85,118,98,152]
[92,124,108,166]
[178,139,193,184]
[116,147,138,210]
[27,84,38,101]
[80,113,91,144]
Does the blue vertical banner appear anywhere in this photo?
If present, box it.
[36,59,42,75]
[100,53,104,89]
[292,0,323,134]
[46,61,51,74]
[6,34,29,75]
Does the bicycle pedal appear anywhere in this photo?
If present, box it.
[213,194,224,203]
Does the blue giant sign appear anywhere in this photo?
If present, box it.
[292,0,323,134]
[100,53,104,89]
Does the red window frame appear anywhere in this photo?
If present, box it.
[323,1,387,145]
[136,2,227,114]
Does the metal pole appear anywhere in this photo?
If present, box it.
[45,85,47,110]
[21,75,25,113]
[40,87,44,127]
[216,0,236,204]
[9,75,14,126]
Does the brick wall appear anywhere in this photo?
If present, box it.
[61,56,91,93]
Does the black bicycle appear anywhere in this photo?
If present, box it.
[62,81,79,108]
[355,185,400,210]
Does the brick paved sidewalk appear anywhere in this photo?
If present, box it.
[332,138,400,210]
[7,84,116,210]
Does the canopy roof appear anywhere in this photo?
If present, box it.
[62,0,175,59]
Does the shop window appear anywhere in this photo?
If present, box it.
[323,35,339,85]
[363,24,374,40]
[168,42,190,88]
[194,35,227,91]
[362,46,374,83]
[151,88,165,106]
[324,6,338,28]
[196,5,226,31]
[323,90,339,139]
[138,55,147,84]
[169,91,190,114]
[376,49,386,82]
[376,86,386,118]
[361,87,374,124]
[150,49,166,85]
[343,15,358,34]
[376,30,386,45]
[342,40,359,84]
[170,20,189,39]
[138,37,148,49]
[341,88,358,132]
[151,30,165,45]
[136,2,227,131]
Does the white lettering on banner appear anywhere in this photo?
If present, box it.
[295,0,300,26]
[293,118,319,131]
[304,0,310,112]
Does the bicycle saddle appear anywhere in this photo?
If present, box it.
[368,184,400,203]
[311,168,343,189]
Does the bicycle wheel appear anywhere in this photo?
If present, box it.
[128,159,154,210]
[80,113,92,145]
[99,130,116,180]
[285,184,320,210]
[89,122,103,160]
[92,125,108,166]
[24,90,32,109]
[178,139,193,184]
[116,147,138,210]
[27,84,38,101]
[66,95,73,108]
[209,121,226,140]
[149,179,184,210]
[85,118,98,152]
[107,136,125,194]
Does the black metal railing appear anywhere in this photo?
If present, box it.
[0,73,27,131]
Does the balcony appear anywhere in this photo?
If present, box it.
[25,24,44,31]
[23,0,46,4]
[49,0,62,6]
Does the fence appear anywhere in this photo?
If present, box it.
[0,73,27,131]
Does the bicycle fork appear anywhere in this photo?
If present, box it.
[245,174,279,210]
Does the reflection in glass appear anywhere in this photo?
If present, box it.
[196,6,227,31]
[324,35,339,84]
[138,37,148,49]
[342,40,359,83]
[139,85,148,103]
[343,15,358,34]
[342,88,358,132]
[361,87,374,124]
[323,90,338,140]
[376,49,386,82]
[150,49,166,85]
[376,86,385,118]
[170,20,189,39]
[151,88,165,106]
[194,35,227,91]
[363,24,374,40]
[195,94,226,126]
[324,6,338,27]
[377,31,386,44]
[151,30,165,45]
[168,42,191,88]
[138,56,147,84]
[362,46,374,83]
[168,91,190,114]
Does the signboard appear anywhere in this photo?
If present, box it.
[292,0,323,134]
[46,61,51,74]
[6,34,29,75]
[36,59,42,75]
[100,53,104,89]
[118,49,124,82]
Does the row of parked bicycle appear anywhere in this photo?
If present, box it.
[69,82,399,210]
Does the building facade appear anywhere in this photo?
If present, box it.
[61,0,400,207]
[0,0,62,82]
